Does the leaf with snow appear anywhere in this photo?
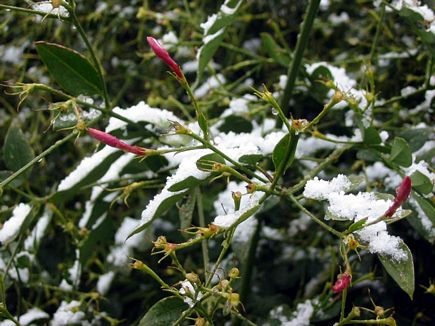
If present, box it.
[378,239,415,299]
[196,0,244,82]
[0,203,33,245]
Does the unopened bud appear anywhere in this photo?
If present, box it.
[147,36,183,79]
[153,236,168,249]
[246,183,257,194]
[186,272,200,284]
[374,305,385,317]
[229,293,240,307]
[332,272,352,293]
[351,306,361,317]
[229,267,240,279]
[384,176,412,217]
[219,279,230,290]
[331,90,344,104]
[171,121,191,135]
[131,259,145,270]
[232,192,242,211]
[195,317,206,326]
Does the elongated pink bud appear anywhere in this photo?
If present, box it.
[147,36,183,79]
[332,272,351,294]
[87,128,146,156]
[384,176,412,217]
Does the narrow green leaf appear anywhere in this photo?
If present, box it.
[398,128,431,152]
[345,218,367,233]
[260,32,290,67]
[168,176,202,192]
[219,115,253,133]
[363,127,382,145]
[3,125,34,175]
[410,170,433,194]
[138,297,188,326]
[390,137,412,167]
[35,41,103,96]
[129,191,188,238]
[272,132,299,174]
[196,0,243,82]
[238,154,263,165]
[413,192,435,225]
[378,240,415,299]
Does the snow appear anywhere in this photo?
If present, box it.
[105,101,182,133]
[194,73,225,98]
[24,209,52,251]
[161,31,178,48]
[303,175,352,200]
[57,145,118,191]
[303,175,408,259]
[97,271,115,295]
[200,14,218,35]
[51,301,85,326]
[269,300,314,326]
[107,216,148,268]
[0,308,49,326]
[0,203,32,244]
[179,279,203,307]
[32,2,69,18]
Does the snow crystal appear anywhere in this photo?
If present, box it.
[97,271,115,295]
[161,31,178,48]
[179,280,203,307]
[329,12,350,25]
[357,222,407,260]
[200,14,217,35]
[57,146,118,191]
[269,300,314,326]
[0,203,32,244]
[32,2,69,17]
[105,101,182,133]
[18,308,49,325]
[327,192,391,221]
[24,210,52,251]
[303,175,351,200]
[140,150,211,225]
[51,301,85,326]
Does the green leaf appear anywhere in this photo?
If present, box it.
[398,128,431,152]
[413,192,435,225]
[363,127,382,145]
[129,191,188,238]
[378,240,415,299]
[0,170,24,188]
[3,125,34,176]
[410,170,433,195]
[238,154,263,165]
[390,137,412,167]
[168,176,202,192]
[345,218,367,233]
[196,0,243,82]
[260,32,290,67]
[138,297,187,326]
[272,132,299,174]
[35,41,103,96]
[219,115,253,133]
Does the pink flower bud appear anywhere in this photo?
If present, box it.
[384,176,412,217]
[147,36,183,79]
[332,272,352,294]
[87,128,146,156]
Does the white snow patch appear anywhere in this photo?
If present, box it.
[0,203,32,244]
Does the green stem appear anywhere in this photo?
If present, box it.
[0,4,70,21]
[196,188,210,278]
[369,3,386,63]
[278,0,320,123]
[67,2,111,111]
[288,194,343,238]
[188,133,268,183]
[0,132,76,191]
[233,218,262,326]
[340,288,348,321]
